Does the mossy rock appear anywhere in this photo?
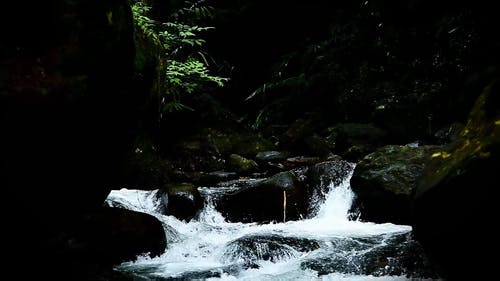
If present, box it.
[350,145,440,224]
[227,154,259,174]
[413,81,500,279]
[203,127,275,157]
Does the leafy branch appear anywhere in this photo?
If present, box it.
[131,0,227,113]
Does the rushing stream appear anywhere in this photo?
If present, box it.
[105,166,438,280]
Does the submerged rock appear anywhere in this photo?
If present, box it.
[414,81,499,279]
[350,145,439,224]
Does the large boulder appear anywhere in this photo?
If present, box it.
[44,207,166,281]
[75,207,166,265]
[217,171,308,222]
[350,145,440,224]
[413,81,499,279]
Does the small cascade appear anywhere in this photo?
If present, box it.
[105,164,438,280]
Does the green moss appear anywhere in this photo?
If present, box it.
[417,82,500,196]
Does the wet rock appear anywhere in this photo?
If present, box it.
[223,234,320,265]
[350,145,440,224]
[217,171,308,222]
[160,183,203,221]
[165,127,273,179]
[301,233,437,278]
[414,81,499,279]
[289,166,310,183]
[286,156,322,167]
[228,154,259,174]
[306,160,355,202]
[255,151,290,162]
[198,171,238,186]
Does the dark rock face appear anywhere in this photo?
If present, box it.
[350,145,439,224]
[35,207,166,281]
[160,183,203,221]
[217,171,308,222]
[413,81,499,279]
[75,208,166,265]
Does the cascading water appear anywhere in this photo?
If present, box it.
[105,165,438,280]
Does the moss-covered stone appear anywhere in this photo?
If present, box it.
[228,154,259,174]
[350,145,440,224]
[204,128,275,157]
[413,81,500,279]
